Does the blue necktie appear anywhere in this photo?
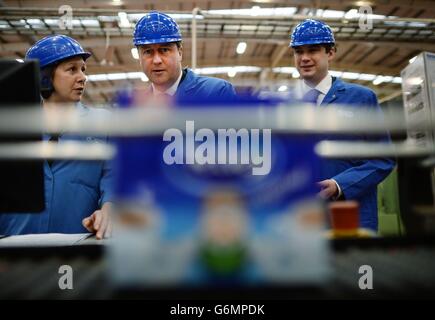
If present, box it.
[302,89,321,105]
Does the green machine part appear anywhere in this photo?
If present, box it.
[377,167,405,236]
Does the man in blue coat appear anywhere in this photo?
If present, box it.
[290,19,395,231]
[133,11,237,102]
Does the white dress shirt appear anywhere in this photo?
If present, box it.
[296,74,342,198]
[299,74,332,106]
[152,68,183,97]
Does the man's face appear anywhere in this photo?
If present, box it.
[293,45,335,85]
[138,42,182,91]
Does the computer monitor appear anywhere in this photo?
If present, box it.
[0,59,45,213]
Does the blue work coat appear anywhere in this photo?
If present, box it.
[319,78,395,230]
[175,68,238,102]
[0,103,113,235]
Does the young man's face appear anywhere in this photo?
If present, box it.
[138,42,183,92]
[293,44,335,86]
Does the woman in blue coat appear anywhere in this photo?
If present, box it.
[0,35,113,238]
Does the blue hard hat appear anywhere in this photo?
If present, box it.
[289,19,335,47]
[25,34,91,68]
[133,11,182,46]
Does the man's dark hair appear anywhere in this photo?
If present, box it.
[137,41,182,50]
[293,43,337,53]
[323,43,337,54]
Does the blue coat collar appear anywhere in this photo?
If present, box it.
[321,77,346,105]
[176,68,197,93]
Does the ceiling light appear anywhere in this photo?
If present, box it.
[131,48,139,60]
[118,12,130,28]
[344,9,359,19]
[372,76,385,86]
[251,6,261,16]
[355,1,373,6]
[228,69,237,78]
[236,42,247,55]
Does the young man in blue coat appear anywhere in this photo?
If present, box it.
[133,11,237,102]
[290,19,395,231]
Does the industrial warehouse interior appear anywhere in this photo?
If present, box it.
[0,0,434,304]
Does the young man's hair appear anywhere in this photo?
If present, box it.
[323,43,337,54]
[293,43,337,53]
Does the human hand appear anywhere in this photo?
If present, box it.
[82,202,113,239]
[317,179,339,200]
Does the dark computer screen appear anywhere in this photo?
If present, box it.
[0,59,45,213]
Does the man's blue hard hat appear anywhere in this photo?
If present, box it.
[25,34,91,68]
[133,11,182,46]
[289,19,335,47]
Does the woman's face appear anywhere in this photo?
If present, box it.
[49,56,87,103]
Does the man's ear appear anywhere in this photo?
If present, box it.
[328,48,336,62]
[137,47,142,66]
[178,44,183,61]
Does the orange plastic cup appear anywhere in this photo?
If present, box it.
[328,201,359,233]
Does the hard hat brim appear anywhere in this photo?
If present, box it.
[290,40,335,48]
[39,52,91,69]
[134,37,182,46]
